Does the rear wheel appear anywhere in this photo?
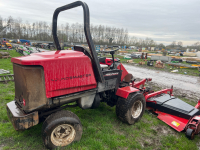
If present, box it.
[42,110,82,149]
[186,128,195,140]
[116,93,146,124]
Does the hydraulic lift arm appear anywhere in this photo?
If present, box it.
[132,78,152,89]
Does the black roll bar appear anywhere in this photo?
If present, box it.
[52,1,104,83]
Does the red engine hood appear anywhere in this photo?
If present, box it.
[11,50,85,65]
[12,50,97,98]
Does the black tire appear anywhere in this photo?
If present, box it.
[185,128,195,140]
[42,110,83,149]
[116,93,146,125]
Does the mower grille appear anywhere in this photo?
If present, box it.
[13,64,48,112]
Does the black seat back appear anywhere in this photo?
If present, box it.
[97,69,122,92]
[98,57,106,63]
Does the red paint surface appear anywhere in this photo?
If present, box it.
[132,78,152,89]
[116,86,139,99]
[23,98,26,106]
[12,50,97,98]
[117,63,128,81]
[133,78,146,88]
[195,100,200,109]
[186,115,200,133]
[156,111,189,132]
[100,58,118,66]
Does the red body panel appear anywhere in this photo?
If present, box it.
[116,86,139,99]
[132,78,152,88]
[195,100,200,109]
[11,50,97,98]
[156,111,189,132]
[100,58,117,66]
[117,63,128,81]
[133,79,146,88]
[186,115,200,134]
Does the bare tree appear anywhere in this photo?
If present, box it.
[1,16,160,47]
[177,41,183,47]
[171,41,176,47]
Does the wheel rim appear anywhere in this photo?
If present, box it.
[51,124,76,147]
[131,100,143,118]
[191,131,195,139]
[190,129,195,139]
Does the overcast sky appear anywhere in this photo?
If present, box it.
[0,0,199,46]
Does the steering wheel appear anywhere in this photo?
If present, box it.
[97,46,120,69]
[98,45,120,55]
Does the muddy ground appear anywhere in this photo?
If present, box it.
[124,64,200,102]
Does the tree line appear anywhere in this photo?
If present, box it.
[0,16,158,47]
[1,16,199,50]
[166,41,200,51]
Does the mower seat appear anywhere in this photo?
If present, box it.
[97,69,122,92]
[98,57,106,63]
[100,64,108,70]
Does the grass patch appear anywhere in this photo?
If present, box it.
[0,50,199,149]
[0,50,21,74]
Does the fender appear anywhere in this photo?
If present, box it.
[116,86,139,99]
[117,63,128,81]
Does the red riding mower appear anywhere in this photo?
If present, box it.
[6,1,200,149]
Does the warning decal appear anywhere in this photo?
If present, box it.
[171,121,180,127]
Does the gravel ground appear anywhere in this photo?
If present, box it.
[124,64,200,101]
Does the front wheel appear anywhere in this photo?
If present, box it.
[185,128,195,140]
[116,93,146,124]
[42,110,83,149]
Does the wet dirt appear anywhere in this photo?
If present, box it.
[138,123,178,149]
[124,64,200,102]
[138,135,162,149]
[151,125,177,135]
[0,144,4,150]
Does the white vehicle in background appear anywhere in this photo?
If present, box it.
[129,46,136,49]
[130,53,142,59]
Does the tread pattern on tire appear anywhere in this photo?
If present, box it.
[42,110,81,132]
[116,93,146,124]
[186,128,195,140]
[42,110,83,149]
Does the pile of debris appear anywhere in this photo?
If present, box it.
[0,52,11,59]
[155,60,165,68]
[0,69,14,83]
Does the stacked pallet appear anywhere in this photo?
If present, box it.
[120,51,128,53]
[171,56,182,59]
[183,52,197,57]
[185,58,200,62]
[148,53,162,56]
[0,75,14,83]
[142,50,149,52]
